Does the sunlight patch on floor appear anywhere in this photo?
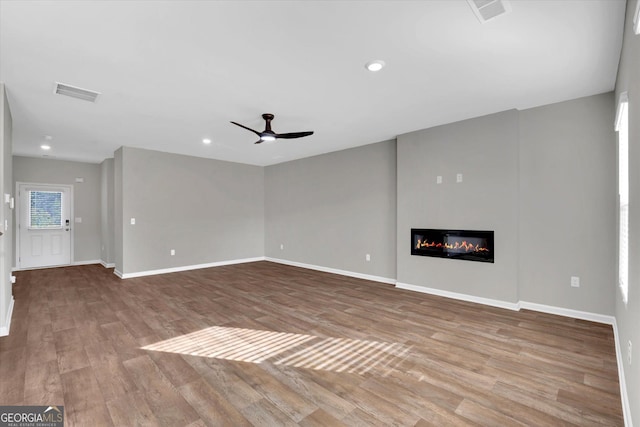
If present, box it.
[141,325,411,375]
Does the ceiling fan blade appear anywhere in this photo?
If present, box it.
[254,139,263,144]
[275,131,314,139]
[230,121,261,136]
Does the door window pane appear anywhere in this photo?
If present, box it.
[29,191,63,228]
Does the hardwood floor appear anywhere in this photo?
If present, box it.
[0,262,623,426]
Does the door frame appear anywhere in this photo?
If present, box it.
[15,182,75,270]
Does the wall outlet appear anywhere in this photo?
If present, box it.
[628,340,632,365]
[366,254,371,262]
[130,218,136,225]
[570,276,580,287]
[170,249,175,256]
[436,175,443,184]
[280,243,284,250]
[456,173,463,183]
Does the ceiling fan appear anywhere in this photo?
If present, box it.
[230,113,314,144]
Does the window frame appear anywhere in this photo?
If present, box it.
[634,0,640,35]
[616,92,629,304]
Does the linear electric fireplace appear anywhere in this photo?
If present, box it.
[411,228,494,263]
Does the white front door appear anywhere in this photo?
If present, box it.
[18,184,72,269]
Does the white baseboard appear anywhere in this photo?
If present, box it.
[116,257,266,279]
[0,296,15,337]
[13,259,102,271]
[395,281,520,311]
[100,261,115,268]
[612,318,633,427]
[72,259,102,266]
[518,301,615,325]
[266,257,396,285]
[395,281,616,325]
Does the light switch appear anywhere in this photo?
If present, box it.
[130,218,136,225]
[456,173,463,183]
[436,176,443,184]
[75,217,82,223]
[75,177,84,183]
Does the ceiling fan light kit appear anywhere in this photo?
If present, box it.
[230,113,314,144]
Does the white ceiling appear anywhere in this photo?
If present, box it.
[0,0,626,166]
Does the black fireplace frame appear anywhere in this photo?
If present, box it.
[411,228,494,263]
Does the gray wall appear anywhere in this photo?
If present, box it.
[396,95,616,313]
[614,0,639,423]
[0,84,13,334]
[100,158,115,265]
[397,110,520,303]
[114,147,264,275]
[519,93,616,314]
[13,156,102,264]
[265,140,397,280]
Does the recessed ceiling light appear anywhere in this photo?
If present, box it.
[202,138,212,144]
[365,60,385,72]
[41,144,51,150]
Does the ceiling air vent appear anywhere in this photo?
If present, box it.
[54,82,100,103]
[467,0,511,23]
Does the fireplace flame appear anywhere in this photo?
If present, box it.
[415,239,490,253]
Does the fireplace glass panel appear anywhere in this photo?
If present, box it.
[411,228,494,263]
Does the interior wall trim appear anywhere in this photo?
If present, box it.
[0,296,14,337]
[265,257,396,285]
[100,261,116,269]
[612,317,633,427]
[395,281,520,311]
[518,300,615,325]
[72,260,102,267]
[115,257,266,279]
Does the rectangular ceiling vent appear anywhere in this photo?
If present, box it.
[54,82,100,103]
[467,0,511,23]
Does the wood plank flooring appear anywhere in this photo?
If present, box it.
[0,262,623,426]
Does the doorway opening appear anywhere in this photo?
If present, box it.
[16,183,73,269]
